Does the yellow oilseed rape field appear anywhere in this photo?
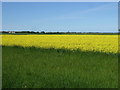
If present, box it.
[1,35,119,53]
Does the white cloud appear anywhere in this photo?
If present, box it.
[79,3,117,14]
[49,3,117,20]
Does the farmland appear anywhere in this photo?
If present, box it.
[1,35,119,53]
[1,35,119,88]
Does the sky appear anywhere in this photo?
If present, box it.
[2,2,118,32]
[2,0,120,2]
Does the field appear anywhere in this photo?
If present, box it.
[2,35,118,53]
[1,35,119,88]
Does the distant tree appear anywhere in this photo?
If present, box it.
[41,31,45,34]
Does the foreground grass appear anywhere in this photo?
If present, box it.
[0,46,2,89]
[2,46,118,88]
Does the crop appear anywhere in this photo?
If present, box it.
[1,35,118,53]
[2,46,118,88]
[2,35,118,88]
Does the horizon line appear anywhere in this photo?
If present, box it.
[0,30,120,33]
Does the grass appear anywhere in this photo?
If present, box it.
[0,46,2,89]
[2,46,118,88]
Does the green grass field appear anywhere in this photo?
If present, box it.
[0,46,2,89]
[2,46,118,88]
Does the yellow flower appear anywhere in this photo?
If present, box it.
[1,35,118,53]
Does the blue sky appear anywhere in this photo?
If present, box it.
[2,2,118,32]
